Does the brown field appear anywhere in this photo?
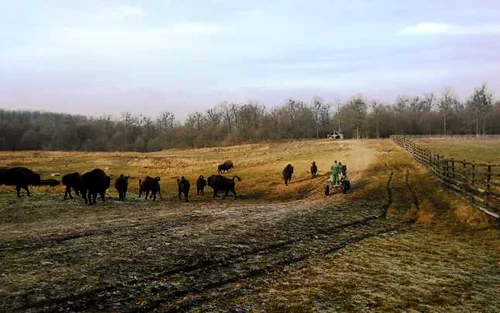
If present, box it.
[0,139,499,312]
[414,137,500,164]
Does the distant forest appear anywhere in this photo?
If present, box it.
[1,83,499,152]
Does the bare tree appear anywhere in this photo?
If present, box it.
[439,87,458,135]
[371,100,381,139]
[469,83,493,136]
[122,112,132,150]
[340,95,367,139]
[157,111,175,130]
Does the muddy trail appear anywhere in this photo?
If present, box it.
[0,159,413,313]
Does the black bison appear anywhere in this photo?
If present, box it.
[40,178,61,187]
[282,164,294,186]
[177,176,190,202]
[196,175,207,195]
[115,174,129,200]
[139,176,162,200]
[218,160,234,173]
[0,167,41,197]
[310,161,318,178]
[62,172,82,200]
[81,169,111,205]
[207,175,241,199]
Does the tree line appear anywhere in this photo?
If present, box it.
[1,83,499,152]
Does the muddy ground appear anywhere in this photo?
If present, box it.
[1,140,498,312]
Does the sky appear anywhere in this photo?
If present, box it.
[1,0,499,119]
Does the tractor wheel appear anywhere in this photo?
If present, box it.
[342,181,350,194]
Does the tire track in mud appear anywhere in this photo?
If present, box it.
[34,222,401,313]
[405,170,420,206]
[376,154,394,218]
[379,149,421,220]
[10,160,399,313]
[377,152,420,218]
[151,226,402,313]
[13,212,394,313]
[0,212,218,252]
[382,169,394,218]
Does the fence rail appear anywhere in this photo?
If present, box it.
[391,135,500,220]
[398,135,500,140]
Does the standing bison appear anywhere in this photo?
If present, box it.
[81,169,111,205]
[218,160,234,173]
[282,164,294,186]
[207,175,241,199]
[310,161,318,178]
[0,167,41,197]
[139,176,162,200]
[115,174,129,201]
[177,176,190,202]
[62,172,82,200]
[196,175,207,195]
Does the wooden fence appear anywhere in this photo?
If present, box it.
[391,135,500,220]
[395,135,500,140]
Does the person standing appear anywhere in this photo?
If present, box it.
[331,160,339,185]
[337,162,344,182]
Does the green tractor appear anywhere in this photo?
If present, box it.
[325,172,351,195]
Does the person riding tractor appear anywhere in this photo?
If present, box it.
[326,160,351,195]
[330,160,339,186]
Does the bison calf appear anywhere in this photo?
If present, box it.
[310,161,318,178]
[218,160,234,174]
[177,176,190,202]
[0,167,41,197]
[81,169,111,205]
[207,175,241,199]
[139,176,162,200]
[196,175,207,195]
[62,172,82,200]
[115,174,129,200]
[282,164,294,186]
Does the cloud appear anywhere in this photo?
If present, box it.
[398,23,500,35]
[114,5,144,17]
[241,8,271,19]
[98,5,145,21]
[43,23,222,52]
[167,24,222,35]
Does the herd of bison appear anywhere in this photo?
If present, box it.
[0,160,321,204]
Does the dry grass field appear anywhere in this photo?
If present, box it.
[0,139,499,312]
[414,138,500,164]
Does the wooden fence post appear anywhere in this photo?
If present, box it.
[451,158,455,181]
[462,160,468,199]
[471,162,476,186]
[485,164,491,211]
[471,162,476,204]
[439,155,446,181]
[435,153,439,176]
[445,159,450,186]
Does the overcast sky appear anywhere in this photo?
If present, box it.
[1,0,499,119]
